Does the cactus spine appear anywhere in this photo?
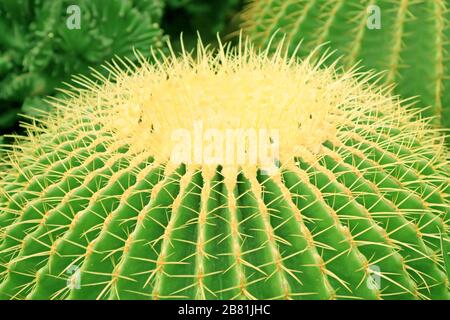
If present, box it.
[0,39,449,300]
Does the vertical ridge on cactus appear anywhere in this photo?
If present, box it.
[0,38,449,300]
[240,0,450,129]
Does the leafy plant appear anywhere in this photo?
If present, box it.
[0,0,165,132]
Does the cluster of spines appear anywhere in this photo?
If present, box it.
[0,38,449,300]
[240,0,450,128]
[0,115,448,299]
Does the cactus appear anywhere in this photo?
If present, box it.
[240,0,450,129]
[0,0,165,131]
[0,38,449,300]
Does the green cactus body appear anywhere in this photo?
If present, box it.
[241,0,450,129]
[0,39,449,300]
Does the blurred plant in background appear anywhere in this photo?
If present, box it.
[240,0,450,130]
[162,0,242,49]
[0,0,244,137]
[0,0,165,133]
